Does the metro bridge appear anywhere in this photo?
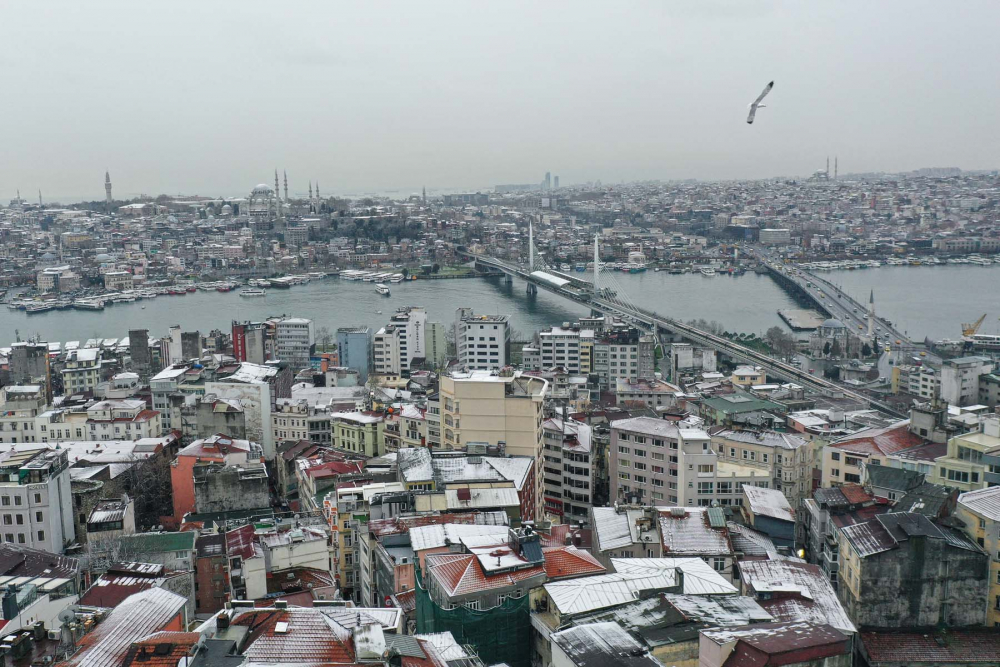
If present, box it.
[463,248,906,419]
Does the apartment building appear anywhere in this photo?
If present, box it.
[0,447,74,553]
[375,307,427,376]
[928,417,1000,492]
[274,317,315,371]
[336,327,372,383]
[272,398,311,445]
[542,417,594,525]
[710,429,815,512]
[592,329,655,389]
[0,386,46,445]
[822,420,925,488]
[940,356,994,407]
[956,486,1000,625]
[61,348,101,394]
[438,370,547,517]
[526,326,593,374]
[373,324,403,377]
[454,308,510,370]
[668,342,717,381]
[330,412,385,457]
[608,417,775,508]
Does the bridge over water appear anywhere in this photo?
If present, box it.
[465,251,906,419]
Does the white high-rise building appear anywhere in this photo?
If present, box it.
[275,318,315,371]
[374,307,427,375]
[454,308,510,370]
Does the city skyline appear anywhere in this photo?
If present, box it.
[3,1,1000,200]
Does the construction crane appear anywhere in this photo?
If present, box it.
[962,313,987,337]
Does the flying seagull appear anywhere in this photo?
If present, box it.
[746,81,774,124]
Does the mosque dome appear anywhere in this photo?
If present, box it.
[40,252,56,260]
[251,184,272,196]
[221,204,233,215]
[822,318,846,329]
[95,253,112,262]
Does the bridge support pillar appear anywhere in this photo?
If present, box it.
[526,283,537,295]
[504,274,513,285]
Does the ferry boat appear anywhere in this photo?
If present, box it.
[25,303,57,314]
[575,263,586,272]
[375,283,391,296]
[699,267,717,277]
[390,274,404,283]
[239,288,266,297]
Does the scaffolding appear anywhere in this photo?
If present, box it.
[415,568,532,667]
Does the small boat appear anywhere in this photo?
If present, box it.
[186,286,197,292]
[25,303,56,314]
[240,288,266,297]
[700,267,716,277]
[375,283,391,296]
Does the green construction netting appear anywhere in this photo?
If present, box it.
[415,567,531,667]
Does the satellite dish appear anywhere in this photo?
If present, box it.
[57,609,76,624]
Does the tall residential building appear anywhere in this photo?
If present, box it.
[374,307,426,376]
[542,417,595,525]
[940,355,994,406]
[454,308,510,370]
[128,329,152,381]
[956,486,1000,625]
[425,322,448,370]
[373,325,403,377]
[525,326,592,374]
[928,417,1000,492]
[336,326,372,382]
[0,386,47,445]
[275,318,315,371]
[232,321,269,365]
[61,348,101,394]
[438,370,547,517]
[8,343,51,402]
[592,329,655,389]
[0,446,74,553]
[608,416,776,508]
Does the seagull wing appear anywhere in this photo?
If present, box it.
[753,81,774,107]
[746,105,757,124]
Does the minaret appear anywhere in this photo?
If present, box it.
[834,157,838,180]
[593,234,600,295]
[422,186,427,204]
[316,182,320,200]
[867,289,875,338]
[275,169,283,219]
[308,182,313,200]
[528,219,534,272]
[826,156,830,179]
[283,171,288,201]
[38,189,42,206]
[105,170,113,208]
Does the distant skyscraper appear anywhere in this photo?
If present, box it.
[554,175,559,189]
[105,170,113,207]
[544,172,551,190]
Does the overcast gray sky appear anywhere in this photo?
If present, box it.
[2,1,999,201]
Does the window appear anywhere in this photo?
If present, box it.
[698,464,714,474]
[845,473,861,483]
[831,452,841,461]
[845,456,862,467]
[36,531,43,542]
[698,482,714,495]
[831,468,840,477]
[32,494,41,504]
[35,511,43,523]
[729,447,736,458]
[712,557,726,572]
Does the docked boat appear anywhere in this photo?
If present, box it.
[25,303,56,314]
[699,267,717,277]
[239,288,266,297]
[375,283,391,296]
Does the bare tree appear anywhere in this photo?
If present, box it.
[316,326,334,353]
[119,454,174,531]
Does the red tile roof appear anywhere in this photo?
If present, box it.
[839,484,874,505]
[541,546,605,580]
[830,421,925,457]
[394,589,416,614]
[226,524,259,560]
[425,553,544,596]
[233,608,356,665]
[861,629,1000,664]
[368,512,483,538]
[541,523,593,549]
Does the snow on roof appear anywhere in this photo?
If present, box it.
[610,417,681,438]
[550,622,659,667]
[224,362,279,384]
[742,484,796,523]
[959,486,1000,522]
[591,507,636,551]
[712,429,807,451]
[738,560,856,634]
[445,487,520,510]
[543,570,679,616]
[658,508,733,556]
[409,523,508,553]
[610,558,736,595]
